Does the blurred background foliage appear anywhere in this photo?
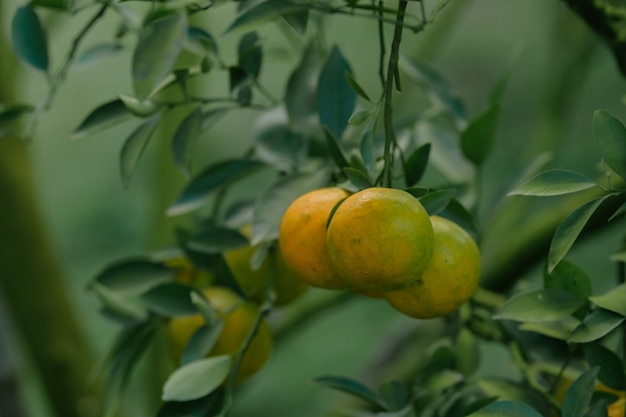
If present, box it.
[1,0,626,416]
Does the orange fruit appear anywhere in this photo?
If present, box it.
[608,397,625,417]
[279,187,351,289]
[326,187,434,291]
[168,286,272,382]
[384,216,480,319]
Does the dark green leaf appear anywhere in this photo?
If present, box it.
[0,104,34,127]
[561,367,599,417]
[224,0,308,34]
[251,169,329,245]
[519,316,580,340]
[31,0,67,10]
[172,107,203,178]
[569,309,625,343]
[593,110,626,180]
[379,380,409,411]
[156,390,222,417]
[583,343,626,391]
[91,282,148,322]
[317,45,356,139]
[201,107,228,132]
[119,94,161,117]
[11,6,49,71]
[187,227,248,254]
[463,397,499,416]
[404,143,431,187]
[323,127,350,170]
[344,71,371,102]
[404,187,430,198]
[141,283,200,316]
[282,10,308,35]
[583,398,609,417]
[493,289,586,322]
[456,328,480,376]
[72,99,133,140]
[120,114,161,188]
[608,202,626,222]
[167,159,266,216]
[589,284,626,316]
[73,43,124,71]
[181,321,224,365]
[94,258,173,295]
[133,13,187,100]
[190,292,218,324]
[285,41,320,131]
[508,170,597,196]
[186,27,217,56]
[548,195,613,273]
[314,376,386,409]
[348,110,372,126]
[162,356,231,401]
[544,260,592,299]
[229,66,248,92]
[254,111,305,172]
[466,400,544,417]
[223,199,255,229]
[419,189,456,216]
[439,199,478,241]
[238,32,262,79]
[344,167,373,190]
[460,103,500,166]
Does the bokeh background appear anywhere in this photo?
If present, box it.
[1,0,625,416]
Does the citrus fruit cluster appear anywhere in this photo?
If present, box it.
[278,186,481,319]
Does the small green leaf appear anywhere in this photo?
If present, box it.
[0,104,34,127]
[141,283,200,317]
[91,282,148,322]
[120,115,161,188]
[404,143,430,187]
[190,292,218,324]
[72,99,133,140]
[460,103,500,166]
[282,9,308,35]
[94,258,173,296]
[172,107,203,178]
[343,167,373,190]
[455,328,480,376]
[156,391,222,417]
[314,376,386,409]
[187,227,248,254]
[608,202,626,222]
[238,32,262,80]
[568,308,625,343]
[181,321,224,365]
[548,195,613,273]
[119,94,161,117]
[344,71,371,102]
[224,0,307,34]
[11,6,49,71]
[348,109,372,126]
[593,110,626,180]
[318,45,356,139]
[419,189,456,216]
[167,159,266,216]
[466,400,544,417]
[509,170,597,197]
[323,127,350,170]
[583,343,626,391]
[73,43,124,71]
[493,289,586,322]
[162,356,231,401]
[285,41,320,131]
[133,13,188,100]
[561,367,599,417]
[589,284,626,316]
[519,316,580,340]
[544,260,592,299]
[186,27,218,56]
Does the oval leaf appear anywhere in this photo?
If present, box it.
[72,99,133,140]
[73,43,124,71]
[224,0,307,34]
[317,46,356,139]
[568,308,625,343]
[141,283,200,317]
[589,284,626,316]
[119,94,161,117]
[133,13,188,100]
[583,343,626,391]
[460,103,500,166]
[344,71,371,102]
[162,356,231,401]
[404,143,431,187]
[593,110,626,180]
[167,159,266,216]
[314,376,386,409]
[419,189,456,216]
[0,104,34,127]
[181,321,224,365]
[508,169,597,196]
[543,260,592,299]
[91,282,148,322]
[187,227,248,254]
[519,316,580,340]
[343,167,373,190]
[94,258,173,296]
[561,367,599,417]
[493,289,586,323]
[172,107,203,178]
[156,391,222,417]
[286,41,320,131]
[120,115,162,188]
[11,6,49,71]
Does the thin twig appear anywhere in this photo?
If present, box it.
[377,0,386,89]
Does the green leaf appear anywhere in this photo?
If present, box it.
[251,169,329,245]
[224,0,307,34]
[439,199,478,240]
[118,94,161,117]
[419,189,456,216]
[344,167,373,190]
[519,316,580,340]
[186,27,218,56]
[282,10,308,35]
[285,41,320,131]
[11,6,49,71]
[561,367,599,417]
[568,309,625,343]
[317,45,356,139]
[379,380,409,411]
[238,32,262,79]
[72,99,133,140]
[31,0,67,10]
[548,195,613,273]
[344,71,371,102]
[167,159,266,216]
[187,227,248,253]
[314,376,386,409]
[73,43,124,71]
[120,115,161,188]
[460,103,500,166]
[0,104,34,127]
[133,13,188,100]
[508,170,597,197]
[323,127,350,170]
[593,110,626,180]
[608,202,626,222]
[348,110,372,126]
[181,322,224,365]
[583,343,626,391]
[467,400,544,417]
[589,284,626,316]
[172,107,203,178]
[94,258,173,296]
[141,283,200,317]
[544,260,592,299]
[91,282,148,322]
[455,328,480,376]
[404,143,430,187]
[493,289,586,323]
[156,391,222,417]
[162,356,231,401]
[254,110,305,172]
[190,291,218,325]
